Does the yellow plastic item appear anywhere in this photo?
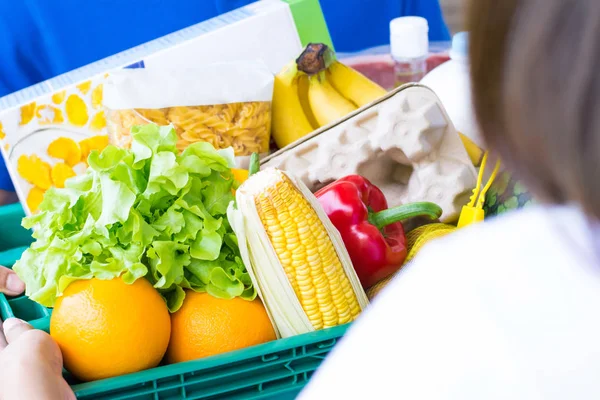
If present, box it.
[366,223,456,300]
[458,132,485,167]
[457,152,500,228]
[47,137,82,167]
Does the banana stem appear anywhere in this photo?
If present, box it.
[296,43,336,75]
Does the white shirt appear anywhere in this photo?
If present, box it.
[299,205,600,399]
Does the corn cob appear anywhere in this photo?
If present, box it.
[228,168,369,338]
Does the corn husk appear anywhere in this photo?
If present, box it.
[228,168,369,338]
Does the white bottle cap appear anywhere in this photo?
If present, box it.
[390,16,429,60]
[449,31,469,62]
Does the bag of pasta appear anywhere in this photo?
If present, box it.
[103,62,274,157]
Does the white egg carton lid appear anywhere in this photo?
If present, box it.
[261,83,478,222]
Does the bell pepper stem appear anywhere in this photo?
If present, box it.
[369,202,443,230]
[248,153,260,177]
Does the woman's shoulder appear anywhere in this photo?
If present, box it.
[300,205,600,399]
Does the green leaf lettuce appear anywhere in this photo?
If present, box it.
[14,124,255,312]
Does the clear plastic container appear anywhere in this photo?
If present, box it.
[390,17,429,87]
[393,58,427,86]
[337,43,451,91]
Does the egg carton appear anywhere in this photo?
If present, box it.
[261,84,477,222]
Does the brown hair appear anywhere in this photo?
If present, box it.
[468,0,600,217]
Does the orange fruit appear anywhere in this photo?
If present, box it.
[50,278,171,382]
[167,292,276,363]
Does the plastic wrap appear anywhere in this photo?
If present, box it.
[104,62,274,156]
[337,43,452,90]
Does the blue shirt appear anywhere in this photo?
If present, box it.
[0,0,449,191]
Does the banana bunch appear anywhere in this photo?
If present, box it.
[272,43,387,149]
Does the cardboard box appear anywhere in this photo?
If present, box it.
[0,0,331,216]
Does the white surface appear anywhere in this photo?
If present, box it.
[104,62,274,109]
[8,127,90,217]
[390,16,429,59]
[141,0,302,75]
[421,56,482,148]
[300,204,600,399]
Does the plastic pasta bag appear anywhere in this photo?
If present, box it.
[103,62,274,157]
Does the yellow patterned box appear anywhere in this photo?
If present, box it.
[0,78,110,214]
[0,0,333,216]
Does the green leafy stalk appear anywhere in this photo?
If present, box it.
[14,124,255,312]
[248,153,260,177]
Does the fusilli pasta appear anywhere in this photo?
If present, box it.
[106,102,271,156]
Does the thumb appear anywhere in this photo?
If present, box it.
[2,318,33,344]
[0,267,25,296]
[3,318,65,376]
[0,320,73,400]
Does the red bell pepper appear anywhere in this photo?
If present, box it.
[314,175,442,289]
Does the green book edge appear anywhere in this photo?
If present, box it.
[283,0,334,51]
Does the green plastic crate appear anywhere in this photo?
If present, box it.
[0,203,349,399]
[0,203,33,252]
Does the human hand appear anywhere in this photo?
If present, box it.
[0,266,74,399]
[0,265,25,296]
[0,318,75,400]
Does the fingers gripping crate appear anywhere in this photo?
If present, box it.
[0,203,347,399]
